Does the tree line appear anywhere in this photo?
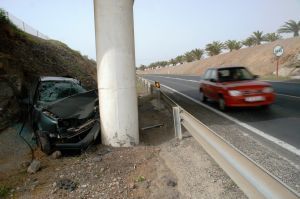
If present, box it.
[140,19,300,70]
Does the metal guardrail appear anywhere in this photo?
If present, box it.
[138,77,299,199]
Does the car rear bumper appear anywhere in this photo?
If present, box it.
[54,121,100,150]
[225,93,275,107]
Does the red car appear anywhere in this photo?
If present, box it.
[199,66,275,111]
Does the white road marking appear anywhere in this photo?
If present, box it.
[277,93,300,99]
[265,80,300,84]
[143,77,300,157]
[155,75,300,100]
[155,75,200,83]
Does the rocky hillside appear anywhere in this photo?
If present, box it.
[140,37,300,77]
[0,14,97,131]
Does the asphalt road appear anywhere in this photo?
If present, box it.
[143,74,300,149]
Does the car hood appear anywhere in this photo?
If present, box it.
[221,80,271,89]
[44,90,98,119]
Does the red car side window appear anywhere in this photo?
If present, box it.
[210,70,217,81]
[203,69,212,80]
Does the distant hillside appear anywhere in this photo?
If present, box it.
[140,37,300,77]
[0,15,97,130]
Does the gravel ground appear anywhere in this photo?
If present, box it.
[0,125,31,180]
[3,146,166,199]
[160,135,246,199]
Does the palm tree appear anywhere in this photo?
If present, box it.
[225,40,242,52]
[264,33,282,42]
[175,55,184,64]
[251,31,265,45]
[184,52,194,62]
[169,59,176,66]
[242,37,255,47]
[278,20,300,37]
[139,64,146,70]
[190,48,204,60]
[205,41,224,56]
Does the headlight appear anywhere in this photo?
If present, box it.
[262,87,274,93]
[61,120,70,127]
[228,90,242,96]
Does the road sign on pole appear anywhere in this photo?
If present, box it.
[273,45,284,57]
[273,45,284,78]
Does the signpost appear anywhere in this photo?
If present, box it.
[273,45,284,78]
[154,81,161,110]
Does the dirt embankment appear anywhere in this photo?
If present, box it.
[0,19,97,130]
[140,37,300,77]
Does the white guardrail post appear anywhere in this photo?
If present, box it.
[147,82,151,94]
[173,107,182,140]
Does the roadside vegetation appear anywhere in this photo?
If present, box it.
[0,185,10,198]
[139,19,300,71]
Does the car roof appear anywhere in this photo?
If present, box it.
[40,76,79,83]
[205,66,246,70]
[218,66,246,69]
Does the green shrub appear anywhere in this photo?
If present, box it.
[0,8,29,40]
[135,175,146,182]
[0,8,9,24]
[0,185,10,198]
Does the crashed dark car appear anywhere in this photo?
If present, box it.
[29,76,100,154]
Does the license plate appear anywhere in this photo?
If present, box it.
[245,96,265,102]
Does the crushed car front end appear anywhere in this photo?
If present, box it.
[31,77,100,153]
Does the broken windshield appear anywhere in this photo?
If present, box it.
[37,81,86,103]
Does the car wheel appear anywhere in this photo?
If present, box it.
[218,97,226,111]
[37,131,52,155]
[200,90,207,102]
[94,130,101,144]
[261,105,270,109]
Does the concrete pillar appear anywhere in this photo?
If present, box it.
[94,0,139,146]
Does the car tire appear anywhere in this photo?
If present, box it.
[94,130,101,145]
[261,105,270,109]
[218,96,227,111]
[37,131,52,155]
[200,90,207,102]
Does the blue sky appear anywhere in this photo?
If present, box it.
[1,0,300,66]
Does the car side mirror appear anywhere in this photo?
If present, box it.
[210,78,216,82]
[254,75,259,79]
